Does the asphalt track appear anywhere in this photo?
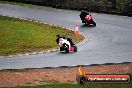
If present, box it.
[0,4,132,70]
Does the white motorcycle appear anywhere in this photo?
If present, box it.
[56,35,77,53]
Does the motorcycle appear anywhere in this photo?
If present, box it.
[56,35,77,53]
[80,11,96,26]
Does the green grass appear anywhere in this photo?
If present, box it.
[12,83,132,88]
[0,16,84,56]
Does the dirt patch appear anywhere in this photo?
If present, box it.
[0,63,132,87]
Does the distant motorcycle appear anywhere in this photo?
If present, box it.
[80,11,96,26]
[56,35,77,53]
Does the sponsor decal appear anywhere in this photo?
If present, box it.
[76,66,130,84]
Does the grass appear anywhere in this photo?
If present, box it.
[0,15,84,56]
[12,82,132,88]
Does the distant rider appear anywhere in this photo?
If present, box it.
[80,10,89,23]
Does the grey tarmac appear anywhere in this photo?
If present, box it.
[0,3,132,70]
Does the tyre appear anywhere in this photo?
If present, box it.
[74,46,77,52]
[92,21,96,27]
[65,49,69,53]
[62,43,69,53]
[60,47,63,51]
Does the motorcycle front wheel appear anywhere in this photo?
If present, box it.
[92,21,96,27]
[63,43,69,53]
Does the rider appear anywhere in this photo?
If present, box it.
[80,10,89,23]
[67,38,74,46]
[56,34,74,46]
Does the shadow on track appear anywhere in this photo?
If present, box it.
[80,24,96,28]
